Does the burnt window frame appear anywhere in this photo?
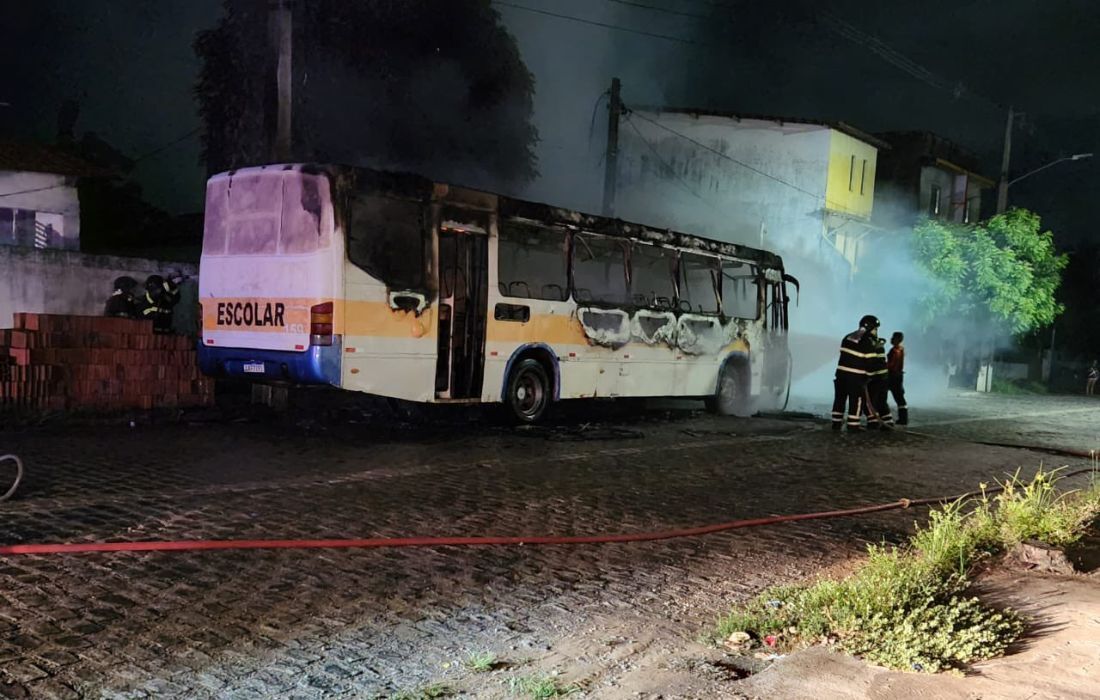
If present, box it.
[675,251,721,315]
[628,241,678,310]
[345,191,430,292]
[496,219,570,302]
[569,231,631,306]
[719,257,760,320]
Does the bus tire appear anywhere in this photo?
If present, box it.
[506,358,551,424]
[708,361,751,417]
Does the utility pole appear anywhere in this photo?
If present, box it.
[602,77,622,218]
[996,105,1014,214]
[272,0,293,162]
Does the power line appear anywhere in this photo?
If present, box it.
[131,126,202,164]
[602,0,709,20]
[491,1,711,47]
[0,184,69,199]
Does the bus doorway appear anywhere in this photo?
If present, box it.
[435,218,489,399]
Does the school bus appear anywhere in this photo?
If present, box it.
[198,164,798,422]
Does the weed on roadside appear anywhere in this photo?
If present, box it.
[466,651,499,673]
[507,674,581,698]
[715,468,1100,673]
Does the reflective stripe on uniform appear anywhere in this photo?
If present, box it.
[840,347,875,359]
[837,366,868,375]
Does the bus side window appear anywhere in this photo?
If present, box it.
[498,222,569,301]
[720,260,759,320]
[678,253,719,314]
[347,194,426,291]
[631,243,677,309]
[572,233,630,305]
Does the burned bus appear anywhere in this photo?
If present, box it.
[198,164,798,422]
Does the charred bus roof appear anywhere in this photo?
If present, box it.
[218,163,785,270]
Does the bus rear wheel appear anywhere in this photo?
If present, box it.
[707,362,751,417]
[506,359,550,423]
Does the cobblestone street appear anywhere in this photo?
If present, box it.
[1,391,1098,698]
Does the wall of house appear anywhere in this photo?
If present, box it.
[0,246,198,334]
[824,131,877,220]
[0,171,81,250]
[919,166,956,220]
[615,112,835,264]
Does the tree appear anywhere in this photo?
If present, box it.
[912,209,1068,337]
[194,0,538,189]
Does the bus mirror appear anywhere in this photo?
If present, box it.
[782,274,800,306]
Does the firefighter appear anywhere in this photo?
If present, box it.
[832,314,879,432]
[104,276,139,319]
[140,275,176,334]
[863,334,893,429]
[888,331,908,425]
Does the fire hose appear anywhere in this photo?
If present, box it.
[0,442,1095,556]
[0,454,22,504]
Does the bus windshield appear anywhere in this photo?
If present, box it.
[202,169,332,256]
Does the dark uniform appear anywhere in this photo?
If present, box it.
[888,333,907,425]
[863,337,893,429]
[832,315,879,432]
[104,276,139,319]
[140,275,180,334]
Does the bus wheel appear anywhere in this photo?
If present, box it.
[708,362,751,417]
[506,359,550,423]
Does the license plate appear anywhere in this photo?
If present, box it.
[243,362,266,374]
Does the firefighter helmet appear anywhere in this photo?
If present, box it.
[859,314,880,330]
[112,276,137,293]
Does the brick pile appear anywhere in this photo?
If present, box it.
[0,313,214,411]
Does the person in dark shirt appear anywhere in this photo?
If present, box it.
[887,331,907,425]
[104,276,139,319]
[832,314,879,432]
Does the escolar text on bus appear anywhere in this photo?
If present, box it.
[215,301,286,328]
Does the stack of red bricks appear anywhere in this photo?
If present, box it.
[0,313,214,411]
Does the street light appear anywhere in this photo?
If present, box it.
[1008,153,1093,187]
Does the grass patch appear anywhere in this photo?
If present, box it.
[991,377,1049,395]
[465,651,498,673]
[715,468,1100,673]
[507,674,581,698]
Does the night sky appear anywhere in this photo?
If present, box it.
[2,0,1097,245]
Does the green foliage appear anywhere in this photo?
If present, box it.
[715,468,1100,673]
[912,209,1068,335]
[507,675,581,698]
[990,377,1049,395]
[465,651,498,673]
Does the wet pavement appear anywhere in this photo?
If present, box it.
[0,390,1098,698]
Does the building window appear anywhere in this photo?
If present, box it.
[0,208,14,246]
[860,159,867,195]
[929,185,942,217]
[964,197,978,224]
[848,155,856,192]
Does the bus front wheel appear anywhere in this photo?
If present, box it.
[707,362,751,417]
[506,358,550,423]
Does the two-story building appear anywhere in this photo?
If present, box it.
[614,108,887,279]
[873,131,994,229]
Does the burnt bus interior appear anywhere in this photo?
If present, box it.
[335,165,796,400]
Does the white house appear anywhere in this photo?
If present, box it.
[0,141,106,251]
[614,108,886,279]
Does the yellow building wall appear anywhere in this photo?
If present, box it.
[824,131,877,219]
